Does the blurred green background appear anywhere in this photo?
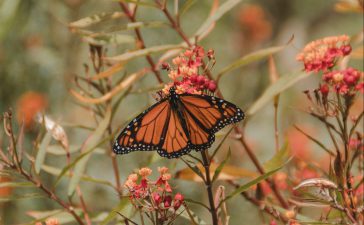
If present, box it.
[0,0,362,224]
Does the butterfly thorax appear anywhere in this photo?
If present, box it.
[168,87,180,108]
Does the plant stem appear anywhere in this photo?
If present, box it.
[118,2,163,84]
[201,150,218,225]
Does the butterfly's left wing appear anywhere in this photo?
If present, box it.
[113,99,171,155]
[179,94,244,151]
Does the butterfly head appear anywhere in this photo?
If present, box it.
[169,86,176,94]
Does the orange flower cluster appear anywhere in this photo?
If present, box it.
[124,167,184,222]
[296,35,351,72]
[238,4,272,43]
[162,46,217,95]
[16,91,48,129]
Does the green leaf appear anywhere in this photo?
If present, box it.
[82,33,135,46]
[263,142,290,172]
[181,158,205,181]
[47,144,104,155]
[180,0,197,16]
[216,44,289,81]
[67,107,112,196]
[105,44,185,62]
[212,148,231,182]
[47,144,80,155]
[247,71,311,116]
[100,198,130,225]
[41,164,113,187]
[0,193,44,202]
[118,0,157,7]
[195,0,242,37]
[222,159,290,203]
[69,12,125,28]
[35,132,52,174]
[0,182,33,188]
[179,206,207,225]
[104,21,168,32]
[210,127,233,159]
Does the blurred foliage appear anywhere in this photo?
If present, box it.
[0,0,363,224]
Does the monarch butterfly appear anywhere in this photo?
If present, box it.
[113,87,244,158]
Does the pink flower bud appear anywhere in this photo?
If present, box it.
[197,75,206,85]
[344,75,357,85]
[173,193,184,210]
[355,82,364,93]
[174,193,184,201]
[153,192,162,205]
[164,195,172,208]
[208,81,217,92]
[190,75,198,83]
[161,62,170,70]
[340,45,352,56]
[319,84,329,96]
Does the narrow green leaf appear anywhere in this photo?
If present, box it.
[216,45,288,81]
[100,198,130,225]
[103,21,168,33]
[179,206,207,225]
[223,160,290,203]
[118,0,157,7]
[195,0,242,37]
[247,71,311,116]
[67,107,112,196]
[180,0,197,16]
[69,12,125,28]
[210,127,233,159]
[0,193,44,202]
[82,33,135,46]
[212,148,231,182]
[35,132,52,174]
[47,144,80,155]
[41,164,113,187]
[105,44,184,62]
[0,182,33,188]
[47,145,104,155]
[263,142,289,172]
[181,158,205,181]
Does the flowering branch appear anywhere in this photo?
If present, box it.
[0,111,85,225]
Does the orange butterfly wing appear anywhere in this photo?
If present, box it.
[113,99,170,154]
[113,99,191,158]
[180,94,244,151]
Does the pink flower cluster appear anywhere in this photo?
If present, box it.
[296,35,351,72]
[297,35,364,96]
[124,167,184,222]
[162,46,217,95]
[320,67,364,95]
